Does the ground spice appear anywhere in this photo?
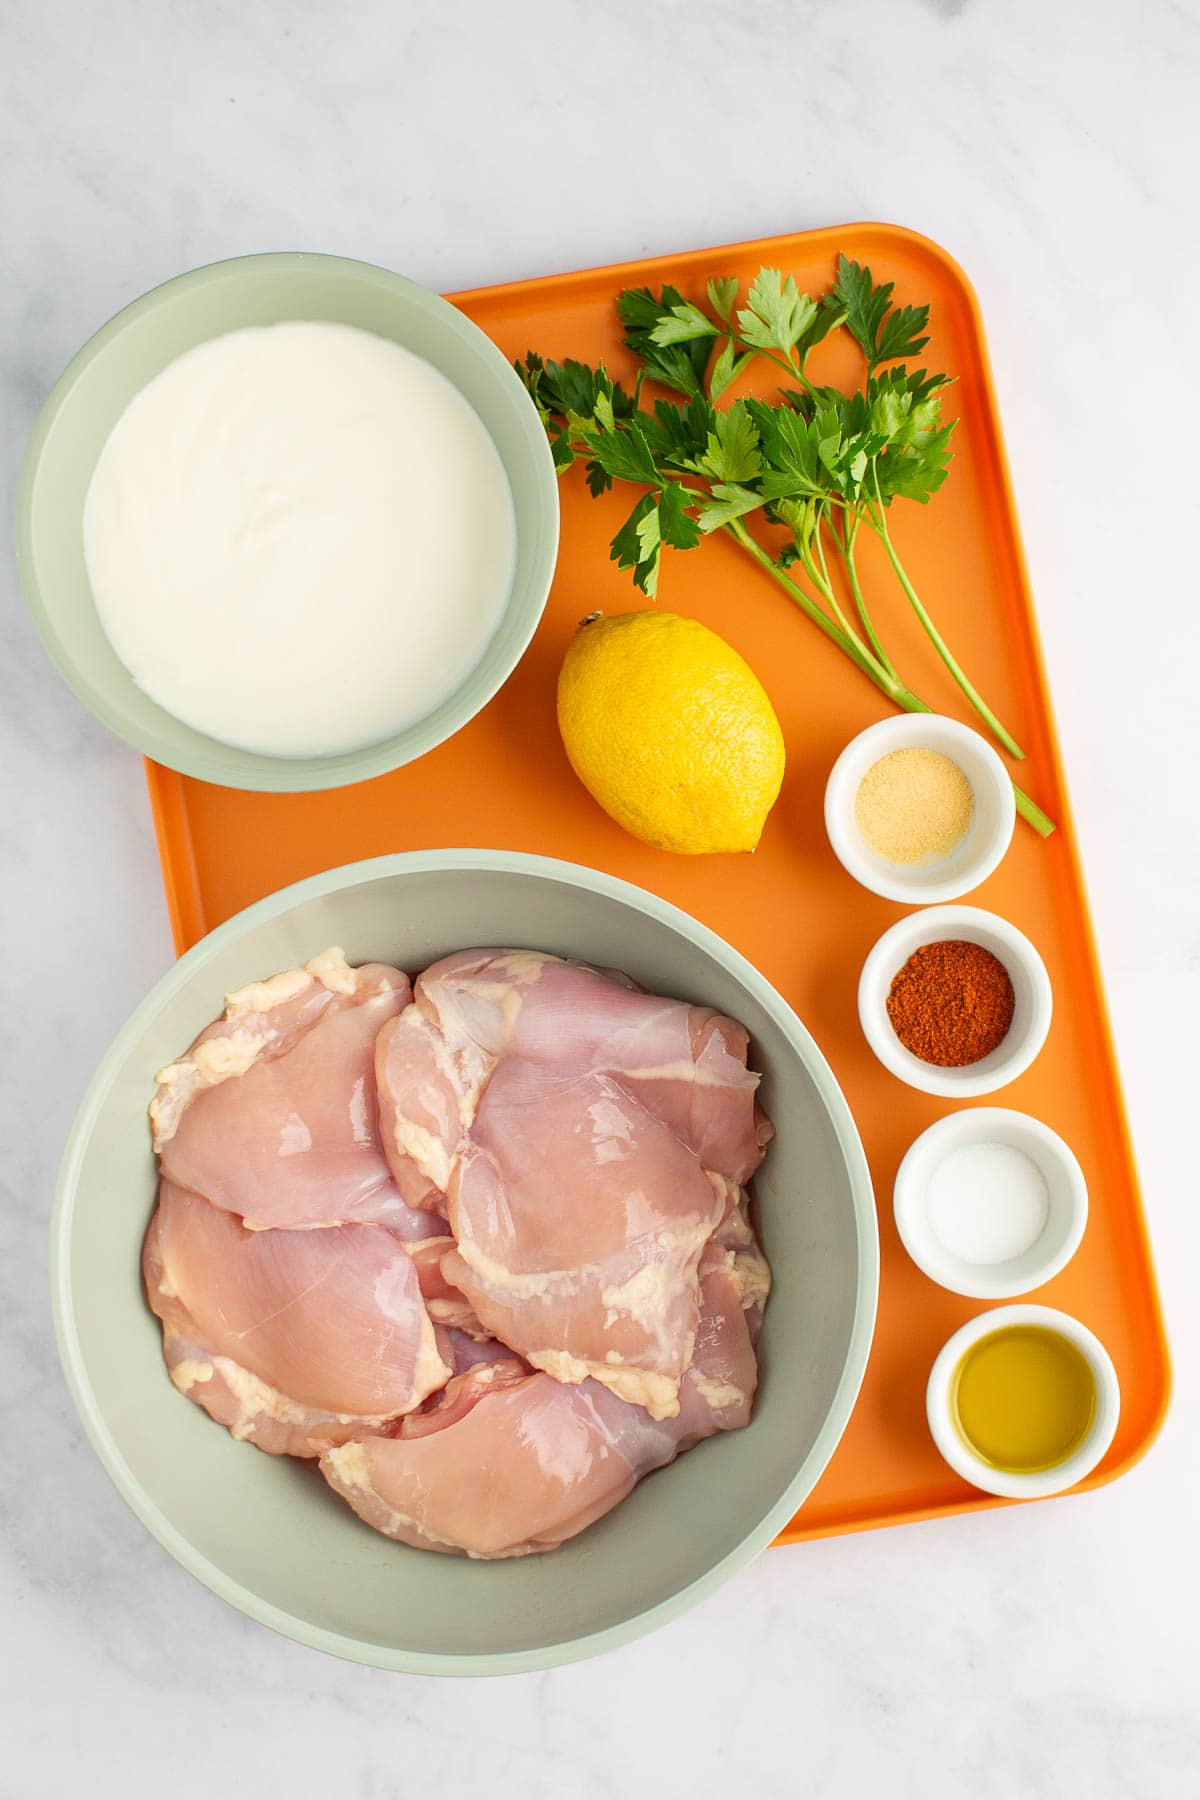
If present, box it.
[886,939,1015,1066]
[855,747,974,865]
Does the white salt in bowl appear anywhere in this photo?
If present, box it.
[894,1108,1089,1299]
[857,904,1053,1098]
[824,714,1015,903]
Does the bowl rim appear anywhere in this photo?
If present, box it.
[51,848,879,1676]
[15,250,560,793]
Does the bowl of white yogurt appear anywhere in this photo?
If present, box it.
[17,253,559,790]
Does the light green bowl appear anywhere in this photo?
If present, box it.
[52,851,878,1674]
[16,254,559,791]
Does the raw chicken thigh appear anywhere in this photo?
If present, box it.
[146,945,772,1557]
[145,1181,448,1457]
[441,1061,726,1417]
[152,949,411,1230]
[375,951,771,1418]
[320,1225,761,1558]
[323,1371,655,1558]
[375,950,770,1195]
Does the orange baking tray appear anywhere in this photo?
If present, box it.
[144,223,1169,1544]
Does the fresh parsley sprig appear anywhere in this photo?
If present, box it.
[516,256,1054,836]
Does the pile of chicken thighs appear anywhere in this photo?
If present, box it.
[145,946,772,1559]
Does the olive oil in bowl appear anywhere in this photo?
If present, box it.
[925,1304,1120,1500]
[951,1325,1095,1473]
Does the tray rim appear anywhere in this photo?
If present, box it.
[143,219,1172,1543]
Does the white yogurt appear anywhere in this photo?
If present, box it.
[925,1139,1050,1266]
[83,321,516,758]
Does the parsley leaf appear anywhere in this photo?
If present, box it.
[635,502,661,563]
[698,401,762,483]
[876,302,931,367]
[789,295,847,369]
[610,492,663,595]
[868,366,952,441]
[706,276,739,323]
[617,286,712,395]
[709,338,753,400]
[638,395,715,467]
[696,482,765,533]
[775,496,820,556]
[581,419,660,486]
[650,299,721,346]
[659,480,703,550]
[874,422,956,505]
[736,268,818,356]
[584,456,614,498]
[745,400,824,498]
[514,352,635,425]
[833,256,891,367]
[834,255,930,371]
[607,482,702,593]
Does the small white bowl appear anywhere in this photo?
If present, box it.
[858,904,1052,1097]
[824,714,1015,903]
[894,1108,1088,1298]
[926,1304,1120,1499]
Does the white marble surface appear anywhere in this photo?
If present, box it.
[2,0,1198,1793]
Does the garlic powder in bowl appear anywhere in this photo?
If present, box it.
[855,747,973,863]
[825,714,1015,903]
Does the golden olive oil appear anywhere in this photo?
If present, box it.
[951,1326,1096,1473]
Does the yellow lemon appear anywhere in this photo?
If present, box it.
[557,610,785,854]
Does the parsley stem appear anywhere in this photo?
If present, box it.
[726,518,896,688]
[886,682,1055,835]
[867,471,1025,761]
[836,514,898,681]
[795,522,867,654]
[726,517,1055,836]
[1010,786,1056,836]
[812,507,872,658]
[735,339,820,399]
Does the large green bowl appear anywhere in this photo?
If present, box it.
[16,254,558,791]
[52,851,877,1674]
